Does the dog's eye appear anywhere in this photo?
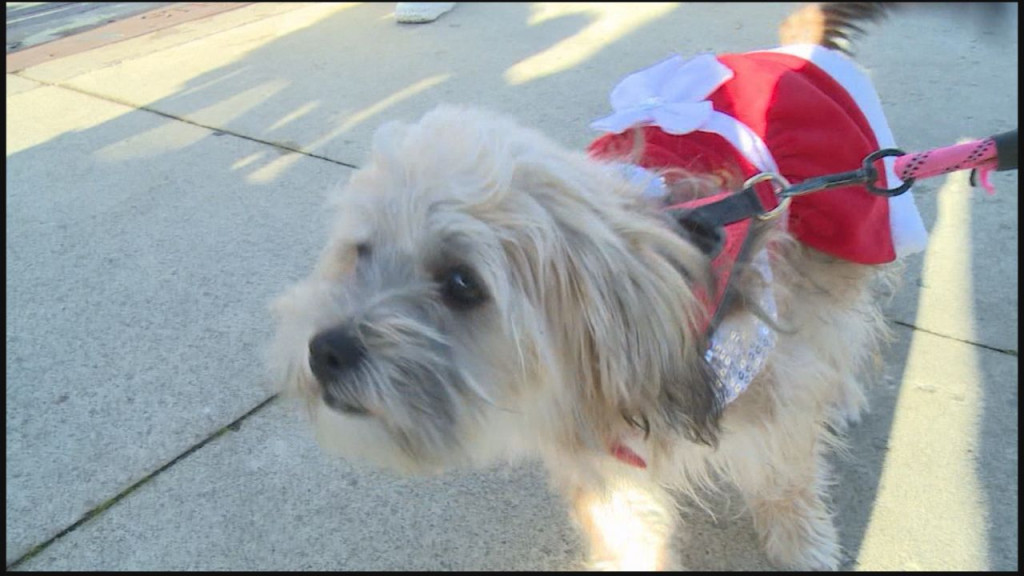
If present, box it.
[355,243,372,259]
[439,265,487,310]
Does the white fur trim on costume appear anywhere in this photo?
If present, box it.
[760,45,929,258]
[703,111,779,174]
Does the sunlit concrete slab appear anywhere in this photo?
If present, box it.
[14,400,583,571]
[6,82,349,563]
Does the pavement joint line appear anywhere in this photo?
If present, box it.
[890,318,1018,356]
[5,393,281,571]
[10,71,360,170]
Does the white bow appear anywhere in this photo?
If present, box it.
[590,53,734,135]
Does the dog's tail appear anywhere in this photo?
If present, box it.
[778,2,890,55]
[780,2,1012,55]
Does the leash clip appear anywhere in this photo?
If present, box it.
[779,168,869,198]
[863,148,915,196]
[772,148,916,199]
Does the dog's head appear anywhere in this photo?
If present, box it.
[269,106,722,474]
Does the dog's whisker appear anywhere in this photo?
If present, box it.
[457,369,521,414]
[509,321,529,382]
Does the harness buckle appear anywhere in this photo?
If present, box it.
[743,172,792,221]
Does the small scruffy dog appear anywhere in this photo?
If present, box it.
[270,3,933,570]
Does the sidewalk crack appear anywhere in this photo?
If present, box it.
[10,73,361,170]
[6,393,280,570]
[891,319,1018,356]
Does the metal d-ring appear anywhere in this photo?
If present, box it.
[744,172,792,220]
[863,148,914,196]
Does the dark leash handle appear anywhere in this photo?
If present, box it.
[992,129,1018,171]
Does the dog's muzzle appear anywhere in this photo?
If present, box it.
[308,325,370,415]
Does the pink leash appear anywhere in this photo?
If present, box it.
[894,137,1000,194]
[779,129,1017,199]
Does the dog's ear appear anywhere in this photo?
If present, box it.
[370,119,411,158]
[523,163,724,446]
[361,120,413,184]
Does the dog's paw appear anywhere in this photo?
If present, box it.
[752,495,840,571]
[760,518,840,571]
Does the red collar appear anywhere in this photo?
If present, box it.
[610,442,648,469]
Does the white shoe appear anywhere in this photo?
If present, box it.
[395,2,456,24]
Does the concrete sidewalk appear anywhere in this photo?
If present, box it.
[5,2,1018,571]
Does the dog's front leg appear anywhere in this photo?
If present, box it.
[565,472,679,571]
[732,430,841,570]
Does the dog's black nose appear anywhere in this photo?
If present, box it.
[309,325,366,383]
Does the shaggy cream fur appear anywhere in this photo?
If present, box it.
[268,102,894,569]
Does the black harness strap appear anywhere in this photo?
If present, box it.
[665,186,769,337]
